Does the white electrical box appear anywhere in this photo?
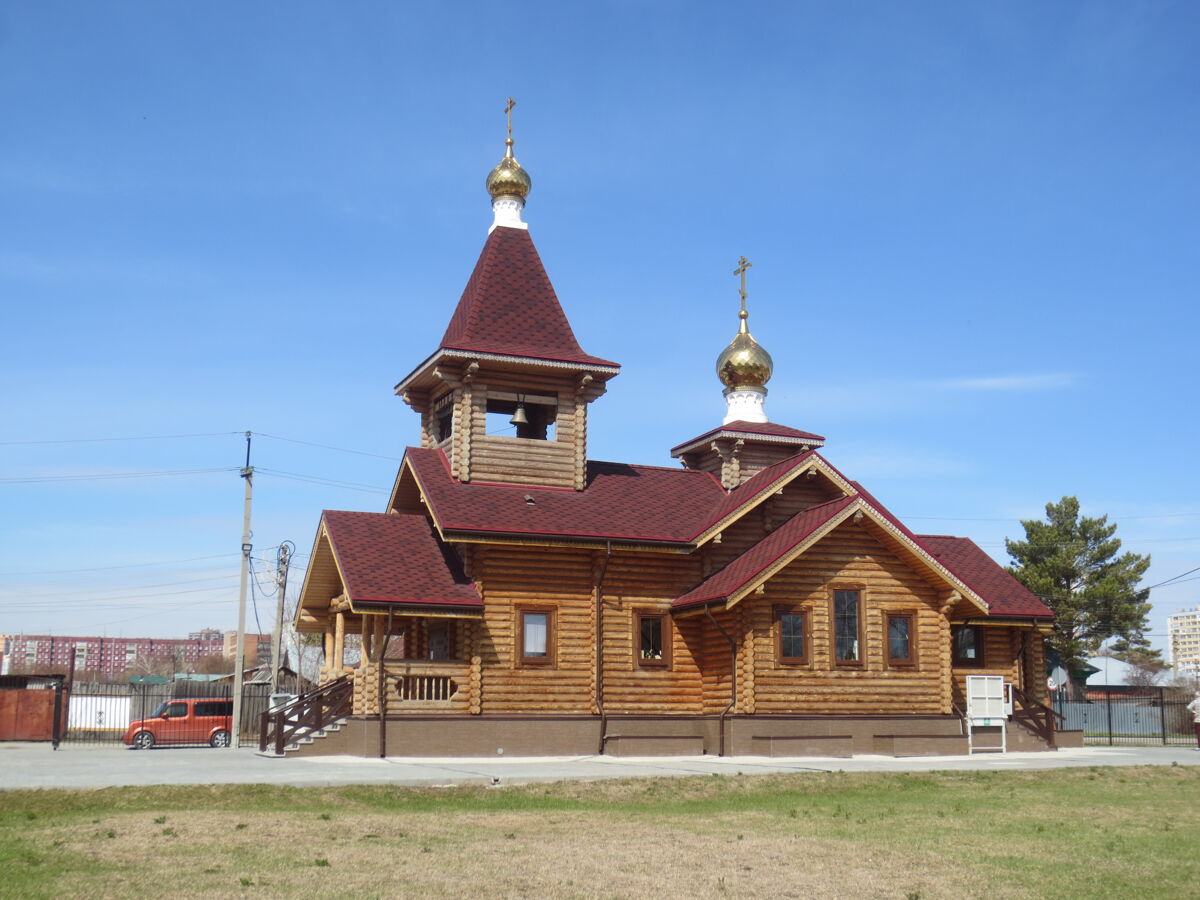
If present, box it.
[965,675,1011,753]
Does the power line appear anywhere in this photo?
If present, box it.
[1147,566,1200,591]
[904,512,1200,522]
[0,467,237,484]
[252,432,403,461]
[11,572,242,602]
[256,468,388,494]
[0,553,237,577]
[0,431,243,446]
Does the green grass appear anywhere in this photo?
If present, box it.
[1,766,1197,898]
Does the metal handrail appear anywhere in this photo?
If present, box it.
[258,676,352,755]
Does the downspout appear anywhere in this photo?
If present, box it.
[595,542,613,755]
[377,609,394,759]
[705,604,737,758]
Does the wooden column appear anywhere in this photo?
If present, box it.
[938,596,956,714]
[334,611,345,673]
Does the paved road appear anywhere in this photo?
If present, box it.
[1,743,1197,790]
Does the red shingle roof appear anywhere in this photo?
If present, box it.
[438,226,618,368]
[919,535,1053,618]
[405,447,820,546]
[321,510,480,609]
[671,421,826,457]
[673,496,857,609]
[406,448,725,544]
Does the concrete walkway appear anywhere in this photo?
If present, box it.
[1,742,1198,790]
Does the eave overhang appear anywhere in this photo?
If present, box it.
[395,348,620,400]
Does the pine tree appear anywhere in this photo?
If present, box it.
[1005,496,1151,673]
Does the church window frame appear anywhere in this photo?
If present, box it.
[634,610,671,669]
[886,612,917,667]
[775,605,809,666]
[831,586,864,667]
[517,606,556,667]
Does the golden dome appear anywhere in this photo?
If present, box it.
[486,140,532,200]
[716,314,773,389]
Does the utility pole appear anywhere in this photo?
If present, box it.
[230,431,253,749]
[270,541,294,696]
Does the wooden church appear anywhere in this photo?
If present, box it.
[288,113,1069,758]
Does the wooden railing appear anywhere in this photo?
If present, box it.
[258,675,352,755]
[384,661,468,708]
[396,674,458,701]
[1010,685,1064,748]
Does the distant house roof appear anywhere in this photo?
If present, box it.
[320,510,481,612]
[1083,656,1139,687]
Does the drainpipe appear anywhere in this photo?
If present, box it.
[377,609,394,759]
[705,604,737,757]
[594,542,613,755]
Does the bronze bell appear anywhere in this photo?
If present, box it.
[509,403,529,427]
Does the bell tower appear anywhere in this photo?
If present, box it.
[394,102,620,490]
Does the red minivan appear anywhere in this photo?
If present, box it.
[122,698,234,749]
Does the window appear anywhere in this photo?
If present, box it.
[952,625,985,667]
[887,613,916,666]
[427,621,451,660]
[163,702,188,719]
[775,607,808,665]
[636,612,670,668]
[194,701,232,717]
[518,608,555,666]
[833,589,862,664]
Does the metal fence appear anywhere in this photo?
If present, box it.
[62,680,282,745]
[1052,687,1198,746]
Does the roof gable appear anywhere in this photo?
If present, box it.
[675,493,992,614]
[438,226,618,368]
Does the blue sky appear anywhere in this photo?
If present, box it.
[2,1,1197,654]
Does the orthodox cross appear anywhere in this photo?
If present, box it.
[505,97,516,145]
[733,256,753,317]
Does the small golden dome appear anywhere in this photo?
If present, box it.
[486,140,532,200]
[716,314,773,389]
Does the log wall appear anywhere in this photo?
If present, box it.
[330,519,1037,723]
[712,521,950,716]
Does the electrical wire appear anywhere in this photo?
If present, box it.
[252,432,402,461]
[248,558,264,636]
[1146,566,1200,591]
[255,468,388,494]
[0,432,243,446]
[0,467,237,484]
[0,553,237,577]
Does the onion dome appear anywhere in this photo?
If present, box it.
[716,311,773,389]
[486,138,531,200]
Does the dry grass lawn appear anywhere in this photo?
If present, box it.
[2,766,1197,899]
